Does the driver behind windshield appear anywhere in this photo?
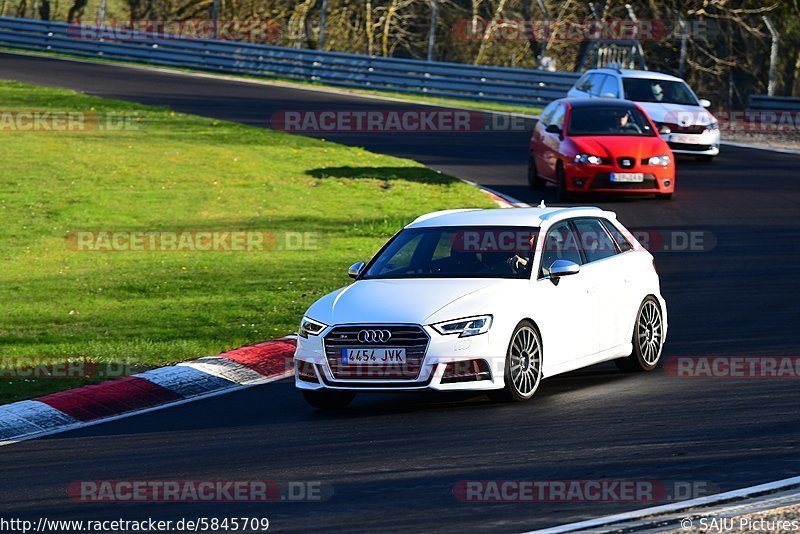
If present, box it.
[615,109,643,134]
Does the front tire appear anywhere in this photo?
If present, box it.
[556,162,572,202]
[301,389,356,410]
[615,297,664,372]
[490,321,543,402]
[528,156,546,190]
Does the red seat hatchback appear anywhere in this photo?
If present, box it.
[529,98,675,200]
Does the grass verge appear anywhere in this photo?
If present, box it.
[0,79,495,404]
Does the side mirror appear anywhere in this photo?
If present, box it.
[545,124,562,135]
[549,259,580,283]
[658,124,672,135]
[348,261,366,279]
[698,98,711,108]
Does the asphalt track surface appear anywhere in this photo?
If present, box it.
[2,52,800,532]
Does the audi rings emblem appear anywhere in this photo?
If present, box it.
[357,329,392,343]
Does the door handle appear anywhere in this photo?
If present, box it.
[586,286,598,294]
[624,277,633,284]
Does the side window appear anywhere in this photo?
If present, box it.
[539,101,558,126]
[578,73,598,94]
[572,218,618,263]
[540,221,582,277]
[550,104,566,129]
[599,75,619,98]
[575,73,592,92]
[599,218,633,252]
[587,74,605,96]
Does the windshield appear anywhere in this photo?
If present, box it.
[623,78,699,105]
[362,226,539,280]
[568,106,655,137]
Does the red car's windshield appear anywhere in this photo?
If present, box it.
[568,106,656,137]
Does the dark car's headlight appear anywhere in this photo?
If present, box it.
[432,315,493,338]
[647,155,671,166]
[299,316,327,338]
[574,153,603,165]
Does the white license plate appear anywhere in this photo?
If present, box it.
[667,133,701,144]
[342,348,407,365]
[610,172,644,183]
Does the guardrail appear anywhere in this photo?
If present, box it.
[748,95,800,111]
[0,16,579,107]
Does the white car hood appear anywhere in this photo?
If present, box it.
[635,102,715,126]
[306,278,519,325]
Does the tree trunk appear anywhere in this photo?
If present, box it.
[381,0,398,57]
[66,0,86,22]
[38,0,50,20]
[474,0,508,65]
[366,0,374,55]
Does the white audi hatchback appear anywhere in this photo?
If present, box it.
[294,206,667,408]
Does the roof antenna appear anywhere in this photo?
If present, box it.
[538,200,546,208]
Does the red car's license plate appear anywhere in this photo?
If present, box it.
[610,172,644,183]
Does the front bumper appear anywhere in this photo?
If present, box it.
[662,129,720,156]
[564,162,675,195]
[294,324,507,392]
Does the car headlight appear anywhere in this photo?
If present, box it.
[647,155,671,166]
[299,316,327,338]
[708,121,719,130]
[574,153,603,165]
[431,315,493,338]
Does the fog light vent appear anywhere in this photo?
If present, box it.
[441,360,492,384]
[296,361,319,383]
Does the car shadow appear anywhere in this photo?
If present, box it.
[306,166,459,185]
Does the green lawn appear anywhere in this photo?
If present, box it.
[0,79,495,403]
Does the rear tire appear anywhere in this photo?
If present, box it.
[555,162,572,202]
[489,321,543,402]
[615,297,664,372]
[528,156,546,190]
[301,389,356,410]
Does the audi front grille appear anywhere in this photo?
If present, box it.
[323,324,430,380]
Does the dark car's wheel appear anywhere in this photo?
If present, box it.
[302,389,356,410]
[555,161,571,202]
[489,321,543,402]
[528,156,546,190]
[615,297,665,372]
